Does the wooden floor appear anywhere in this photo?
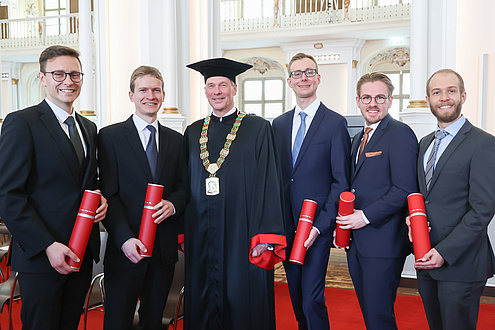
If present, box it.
[274,249,495,305]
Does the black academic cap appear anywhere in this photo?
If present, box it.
[186,58,253,83]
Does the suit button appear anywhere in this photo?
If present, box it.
[290,179,294,182]
[351,188,356,193]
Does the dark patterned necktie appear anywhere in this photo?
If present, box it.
[65,116,84,165]
[146,125,158,180]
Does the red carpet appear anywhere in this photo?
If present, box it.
[1,282,494,329]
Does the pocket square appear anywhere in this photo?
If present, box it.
[365,151,383,157]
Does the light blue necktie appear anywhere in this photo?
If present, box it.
[292,112,307,166]
[146,125,158,180]
[425,130,448,190]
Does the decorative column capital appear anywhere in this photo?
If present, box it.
[407,100,428,108]
[162,107,179,114]
[80,110,96,116]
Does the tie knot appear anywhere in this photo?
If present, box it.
[65,116,76,127]
[147,125,156,134]
[299,112,307,120]
[364,127,373,135]
[435,130,448,140]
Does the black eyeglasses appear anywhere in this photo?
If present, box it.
[43,71,84,83]
[289,69,318,79]
[359,94,389,104]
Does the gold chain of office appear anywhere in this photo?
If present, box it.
[199,111,246,177]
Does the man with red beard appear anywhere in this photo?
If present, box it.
[409,69,495,330]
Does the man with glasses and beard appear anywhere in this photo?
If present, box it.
[336,72,418,330]
[408,69,495,330]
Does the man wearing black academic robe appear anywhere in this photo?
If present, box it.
[183,110,286,330]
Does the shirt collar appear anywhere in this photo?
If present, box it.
[437,115,465,137]
[295,99,320,118]
[366,121,380,131]
[132,113,158,133]
[45,98,74,124]
[211,106,237,119]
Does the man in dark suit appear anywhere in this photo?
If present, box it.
[0,45,107,330]
[336,72,418,330]
[272,52,351,330]
[410,69,495,330]
[98,65,189,330]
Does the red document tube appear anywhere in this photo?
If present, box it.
[289,199,318,265]
[138,184,164,257]
[335,191,355,248]
[407,193,431,261]
[67,190,101,269]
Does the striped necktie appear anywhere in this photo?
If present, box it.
[292,112,307,166]
[357,127,373,163]
[425,130,448,190]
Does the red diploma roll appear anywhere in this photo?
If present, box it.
[407,193,431,261]
[67,190,101,270]
[138,183,164,257]
[335,191,355,248]
[289,199,318,265]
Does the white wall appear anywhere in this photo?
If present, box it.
[318,63,347,115]
[456,0,495,134]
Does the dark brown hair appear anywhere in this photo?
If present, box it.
[39,45,81,73]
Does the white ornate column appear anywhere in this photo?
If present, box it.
[79,0,95,119]
[209,0,221,58]
[157,0,186,133]
[399,0,436,141]
[400,0,435,281]
[140,0,185,132]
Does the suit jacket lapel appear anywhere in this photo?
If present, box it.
[418,133,434,195]
[353,114,391,176]
[123,117,154,181]
[38,101,81,182]
[155,123,169,181]
[76,112,94,187]
[350,130,362,179]
[279,109,294,174]
[293,104,325,171]
[427,120,472,193]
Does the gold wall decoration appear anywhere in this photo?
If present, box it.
[368,47,410,69]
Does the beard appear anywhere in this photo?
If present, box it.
[430,102,462,124]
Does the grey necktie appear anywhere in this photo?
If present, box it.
[65,116,84,165]
[146,125,158,180]
[425,130,448,190]
[292,112,307,166]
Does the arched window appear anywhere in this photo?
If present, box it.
[236,56,286,121]
[242,77,285,120]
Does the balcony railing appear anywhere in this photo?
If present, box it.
[0,13,86,50]
[222,0,410,33]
